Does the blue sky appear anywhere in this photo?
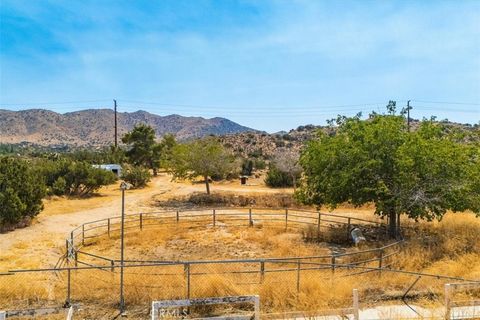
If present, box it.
[0,0,479,132]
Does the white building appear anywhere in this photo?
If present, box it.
[92,164,122,177]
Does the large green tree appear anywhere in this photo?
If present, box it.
[122,124,163,175]
[168,138,237,194]
[297,113,480,238]
[0,157,46,227]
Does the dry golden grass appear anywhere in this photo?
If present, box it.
[1,174,479,317]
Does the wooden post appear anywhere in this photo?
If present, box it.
[445,283,451,320]
[176,211,179,223]
[254,295,260,320]
[70,232,74,250]
[285,209,288,231]
[111,260,115,272]
[249,208,253,227]
[140,213,143,230]
[353,289,359,320]
[213,209,216,227]
[74,251,78,267]
[107,218,111,238]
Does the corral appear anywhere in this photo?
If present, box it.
[1,208,479,319]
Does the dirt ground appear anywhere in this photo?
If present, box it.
[0,173,317,270]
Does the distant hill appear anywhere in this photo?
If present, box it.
[0,109,256,147]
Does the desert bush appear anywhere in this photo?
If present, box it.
[253,158,266,170]
[241,159,253,176]
[37,159,117,196]
[265,165,296,188]
[122,165,151,189]
[0,157,46,228]
[156,191,297,208]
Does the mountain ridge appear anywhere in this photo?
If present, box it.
[0,108,257,147]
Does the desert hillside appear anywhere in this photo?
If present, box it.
[0,109,256,147]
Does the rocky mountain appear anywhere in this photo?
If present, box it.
[0,109,256,147]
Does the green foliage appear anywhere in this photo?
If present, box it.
[241,159,253,176]
[0,157,46,227]
[253,158,267,170]
[168,138,237,194]
[297,113,480,237]
[37,159,117,196]
[122,125,176,175]
[265,165,296,188]
[122,165,151,189]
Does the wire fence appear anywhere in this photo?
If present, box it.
[1,208,479,318]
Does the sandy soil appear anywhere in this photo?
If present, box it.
[0,173,299,270]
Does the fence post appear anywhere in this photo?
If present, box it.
[111,260,115,272]
[296,259,301,294]
[317,212,321,239]
[140,213,143,230]
[213,209,216,227]
[82,224,85,246]
[65,239,69,260]
[352,288,359,320]
[70,231,74,250]
[107,218,111,237]
[253,295,260,320]
[176,211,179,223]
[378,249,384,276]
[249,208,253,227]
[445,283,451,320]
[184,263,191,299]
[347,217,351,240]
[260,260,265,283]
[331,255,336,275]
[285,208,288,231]
[74,251,78,267]
[65,268,71,307]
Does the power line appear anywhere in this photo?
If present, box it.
[0,99,112,106]
[411,99,480,106]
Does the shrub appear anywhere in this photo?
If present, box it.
[241,159,253,176]
[0,157,46,228]
[265,165,294,188]
[122,165,151,189]
[253,159,267,170]
[52,176,67,196]
[37,159,117,196]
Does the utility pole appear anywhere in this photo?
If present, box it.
[407,100,411,132]
[114,99,118,148]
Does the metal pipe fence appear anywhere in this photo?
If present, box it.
[3,208,479,318]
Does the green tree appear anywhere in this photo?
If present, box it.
[122,165,151,189]
[0,157,46,227]
[122,124,162,175]
[297,113,480,238]
[168,138,237,194]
